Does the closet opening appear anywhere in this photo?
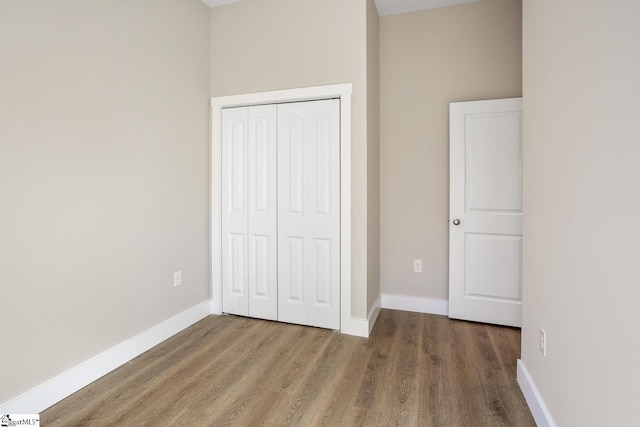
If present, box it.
[210,84,355,335]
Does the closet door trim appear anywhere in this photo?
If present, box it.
[211,84,355,335]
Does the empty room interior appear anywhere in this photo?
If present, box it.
[1,0,638,426]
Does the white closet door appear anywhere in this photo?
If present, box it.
[277,99,340,329]
[222,107,249,316]
[222,105,278,320]
[247,105,278,320]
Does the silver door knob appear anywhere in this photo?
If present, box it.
[452,218,461,226]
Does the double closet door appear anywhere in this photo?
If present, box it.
[221,99,340,330]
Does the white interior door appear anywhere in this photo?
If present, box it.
[222,107,249,317]
[222,105,278,320]
[449,98,523,327]
[247,106,278,320]
[277,99,340,329]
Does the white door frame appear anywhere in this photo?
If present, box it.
[210,83,353,334]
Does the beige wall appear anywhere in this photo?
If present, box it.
[0,0,211,404]
[379,0,522,301]
[522,0,640,425]
[366,0,381,312]
[210,0,377,318]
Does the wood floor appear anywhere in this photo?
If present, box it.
[41,309,535,426]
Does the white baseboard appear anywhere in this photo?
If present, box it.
[341,294,382,338]
[381,293,448,316]
[517,359,556,427]
[0,300,212,414]
[368,293,381,335]
[344,317,369,337]
[210,298,222,315]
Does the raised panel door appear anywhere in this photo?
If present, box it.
[449,98,523,327]
[247,105,277,320]
[222,107,249,316]
[278,99,340,329]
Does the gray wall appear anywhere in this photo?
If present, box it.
[521,0,640,424]
[0,0,211,403]
[367,0,381,313]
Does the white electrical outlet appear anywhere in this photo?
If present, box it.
[413,260,422,273]
[174,271,182,287]
[539,327,547,357]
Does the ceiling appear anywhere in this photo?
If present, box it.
[201,0,482,16]
[374,0,481,16]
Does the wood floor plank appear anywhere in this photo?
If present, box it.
[269,331,352,426]
[41,310,536,427]
[359,310,418,425]
[205,322,312,425]
[389,310,420,425]
[418,313,459,426]
[352,308,398,412]
[308,335,369,426]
